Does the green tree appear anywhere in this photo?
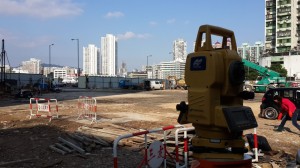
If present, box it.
[268,64,287,77]
[244,67,259,80]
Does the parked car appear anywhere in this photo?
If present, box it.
[259,87,300,120]
[15,89,33,99]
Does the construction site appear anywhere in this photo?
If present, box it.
[1,25,300,168]
[0,88,298,168]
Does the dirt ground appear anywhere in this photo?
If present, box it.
[0,89,300,167]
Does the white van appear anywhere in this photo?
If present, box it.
[144,80,164,90]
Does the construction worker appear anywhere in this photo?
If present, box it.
[273,95,300,132]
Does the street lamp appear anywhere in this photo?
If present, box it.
[71,38,80,78]
[48,43,54,89]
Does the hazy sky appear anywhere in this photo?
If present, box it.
[0,0,265,71]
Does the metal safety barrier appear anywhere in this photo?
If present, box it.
[113,125,260,168]
[175,127,195,168]
[29,98,58,122]
[77,96,97,124]
[113,125,184,168]
[252,128,259,162]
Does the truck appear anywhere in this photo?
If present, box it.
[242,59,287,92]
[119,79,140,89]
[144,80,163,90]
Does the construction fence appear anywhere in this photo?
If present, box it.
[29,98,59,122]
[78,76,170,89]
[28,96,99,124]
[3,73,173,91]
[77,96,98,124]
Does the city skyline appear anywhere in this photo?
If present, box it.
[0,0,265,71]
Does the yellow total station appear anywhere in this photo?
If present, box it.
[176,25,257,160]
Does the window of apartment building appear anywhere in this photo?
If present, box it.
[278,23,291,28]
[278,48,284,52]
[266,1,273,6]
[278,0,291,5]
[278,16,290,21]
[278,39,290,44]
[283,23,287,28]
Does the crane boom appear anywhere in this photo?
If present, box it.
[242,59,280,77]
[242,59,287,92]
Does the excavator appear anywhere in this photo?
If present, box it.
[176,25,257,167]
[242,59,287,92]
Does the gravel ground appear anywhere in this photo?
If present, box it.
[0,89,299,167]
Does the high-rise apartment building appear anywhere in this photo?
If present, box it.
[21,58,41,74]
[118,61,127,77]
[154,60,185,79]
[238,42,264,63]
[172,39,187,61]
[261,0,300,79]
[83,44,99,76]
[265,0,299,53]
[100,34,118,76]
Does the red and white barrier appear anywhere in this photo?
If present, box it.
[29,98,58,122]
[113,126,259,167]
[113,125,184,168]
[77,96,97,124]
[175,127,195,168]
[252,128,259,162]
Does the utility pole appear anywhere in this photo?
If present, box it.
[1,39,6,90]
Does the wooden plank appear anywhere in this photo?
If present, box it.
[76,128,118,144]
[78,126,145,143]
[84,125,161,140]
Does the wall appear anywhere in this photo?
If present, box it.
[260,55,300,79]
[4,73,44,90]
[78,76,168,89]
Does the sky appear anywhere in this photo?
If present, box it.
[0,0,265,71]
